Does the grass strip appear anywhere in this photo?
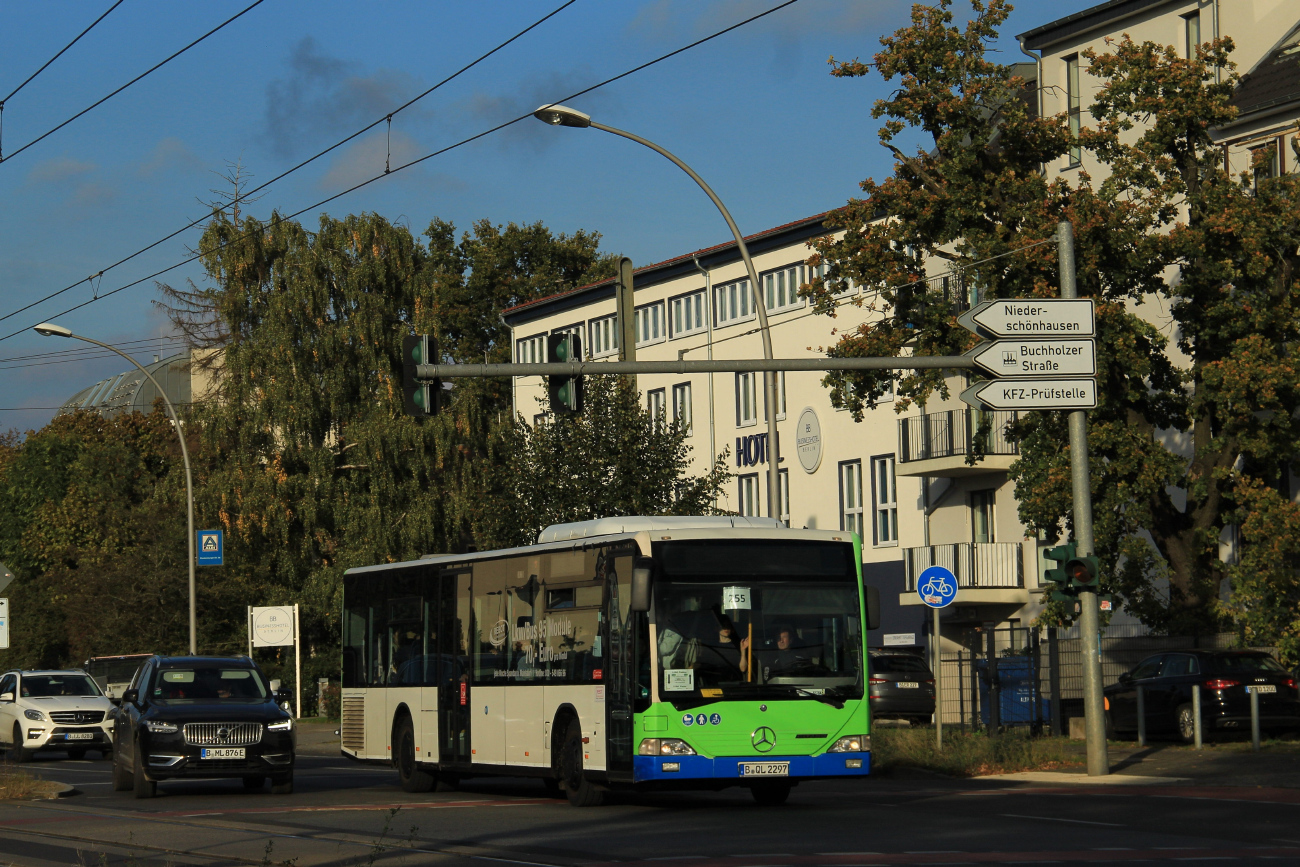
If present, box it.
[874,726,1082,777]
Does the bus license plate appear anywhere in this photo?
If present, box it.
[740,762,789,777]
[897,682,919,689]
[1250,685,1277,694]
[201,748,245,759]
[66,733,94,740]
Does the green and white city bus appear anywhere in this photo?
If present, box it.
[340,516,879,805]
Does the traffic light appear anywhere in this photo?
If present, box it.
[401,335,441,417]
[1043,541,1077,602]
[547,332,583,413]
[1067,552,1101,592]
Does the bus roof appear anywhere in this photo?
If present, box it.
[343,518,858,577]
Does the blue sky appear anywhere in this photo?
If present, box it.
[1,0,1069,433]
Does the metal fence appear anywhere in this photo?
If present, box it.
[904,542,1024,590]
[898,407,1020,464]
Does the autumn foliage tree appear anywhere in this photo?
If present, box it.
[809,0,1300,638]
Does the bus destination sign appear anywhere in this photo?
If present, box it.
[958,298,1095,339]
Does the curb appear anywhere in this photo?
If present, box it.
[974,770,1191,785]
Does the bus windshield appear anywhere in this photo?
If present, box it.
[653,540,863,704]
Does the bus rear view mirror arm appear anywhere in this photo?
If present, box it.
[631,558,654,613]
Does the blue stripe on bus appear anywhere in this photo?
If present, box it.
[632,752,870,782]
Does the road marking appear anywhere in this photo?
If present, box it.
[1001,814,1124,827]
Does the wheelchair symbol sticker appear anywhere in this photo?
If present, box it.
[916,565,958,609]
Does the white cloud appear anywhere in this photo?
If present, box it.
[138,137,204,177]
[26,157,96,185]
[318,129,425,190]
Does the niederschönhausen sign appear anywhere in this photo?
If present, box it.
[960,377,1098,411]
[965,338,1096,378]
[958,298,1095,339]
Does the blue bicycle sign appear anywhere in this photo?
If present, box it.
[916,565,958,609]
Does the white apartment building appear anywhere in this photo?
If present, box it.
[504,0,1299,657]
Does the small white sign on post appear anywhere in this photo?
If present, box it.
[0,598,9,650]
[248,604,302,719]
[882,633,916,647]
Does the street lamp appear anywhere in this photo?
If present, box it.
[534,104,783,521]
[34,322,198,655]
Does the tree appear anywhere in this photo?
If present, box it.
[809,0,1300,634]
[498,376,733,546]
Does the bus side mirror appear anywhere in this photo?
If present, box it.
[630,558,653,613]
[865,584,881,631]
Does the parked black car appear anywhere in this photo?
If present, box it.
[110,655,295,798]
[1104,650,1300,743]
[868,650,935,725]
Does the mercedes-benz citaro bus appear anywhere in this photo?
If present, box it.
[340,516,880,806]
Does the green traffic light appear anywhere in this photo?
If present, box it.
[412,388,425,409]
[556,339,570,363]
[409,342,423,364]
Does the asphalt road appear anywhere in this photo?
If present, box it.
[3,732,1299,867]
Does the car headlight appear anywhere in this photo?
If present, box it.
[828,734,869,752]
[638,738,696,756]
[24,709,45,722]
[145,721,178,734]
[267,718,294,731]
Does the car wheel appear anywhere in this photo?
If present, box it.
[270,771,293,795]
[243,775,266,790]
[67,748,87,760]
[132,741,156,799]
[751,781,792,806]
[394,716,435,793]
[111,750,133,791]
[10,724,33,764]
[558,718,604,807]
[1175,703,1204,744]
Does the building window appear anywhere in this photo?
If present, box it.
[761,371,787,421]
[763,264,807,314]
[635,301,666,346]
[1251,142,1280,190]
[672,382,693,435]
[670,290,707,338]
[1066,54,1081,167]
[1183,10,1200,59]
[516,333,545,364]
[811,261,855,298]
[552,323,583,357]
[871,455,898,546]
[839,460,864,538]
[648,388,667,427]
[778,468,790,524]
[971,489,995,544]
[738,473,760,517]
[735,372,758,427]
[588,314,619,358]
[714,278,754,327]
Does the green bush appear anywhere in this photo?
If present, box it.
[873,726,1080,777]
[322,682,341,720]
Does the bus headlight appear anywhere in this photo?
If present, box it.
[638,738,696,756]
[828,734,869,752]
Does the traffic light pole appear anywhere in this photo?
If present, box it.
[1058,221,1109,776]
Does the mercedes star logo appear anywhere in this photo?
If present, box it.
[751,726,776,753]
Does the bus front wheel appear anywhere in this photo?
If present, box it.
[395,716,435,793]
[750,781,791,806]
[559,718,605,807]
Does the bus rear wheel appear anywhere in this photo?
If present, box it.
[559,718,604,807]
[750,781,792,806]
[395,715,435,793]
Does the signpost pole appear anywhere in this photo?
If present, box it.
[1059,221,1109,776]
[247,606,253,659]
[934,605,942,750]
[294,603,302,720]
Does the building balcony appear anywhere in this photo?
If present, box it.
[897,407,1021,477]
[901,542,1029,606]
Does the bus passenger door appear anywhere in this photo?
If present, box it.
[605,552,635,782]
[437,570,472,767]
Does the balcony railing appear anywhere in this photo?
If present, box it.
[903,542,1025,590]
[898,407,1021,464]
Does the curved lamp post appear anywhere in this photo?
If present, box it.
[533,104,782,520]
[34,322,197,654]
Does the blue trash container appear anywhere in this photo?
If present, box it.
[977,656,1048,727]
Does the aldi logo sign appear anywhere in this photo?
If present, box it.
[197,529,223,566]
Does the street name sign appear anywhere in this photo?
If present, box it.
[958,298,1095,339]
[960,377,1098,411]
[966,338,1096,378]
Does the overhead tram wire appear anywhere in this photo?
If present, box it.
[0,0,579,328]
[0,0,125,160]
[0,335,187,364]
[0,0,801,344]
[0,0,266,166]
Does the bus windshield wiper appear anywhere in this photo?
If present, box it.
[778,684,845,708]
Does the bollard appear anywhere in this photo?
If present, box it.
[1137,685,1146,747]
[1193,683,1203,749]
[1250,687,1261,751]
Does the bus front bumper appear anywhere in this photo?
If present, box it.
[633,752,870,783]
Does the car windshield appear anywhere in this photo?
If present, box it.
[22,675,101,697]
[152,667,268,701]
[871,655,931,675]
[1215,654,1288,673]
[653,540,863,702]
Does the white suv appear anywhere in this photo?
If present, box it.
[0,669,115,761]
